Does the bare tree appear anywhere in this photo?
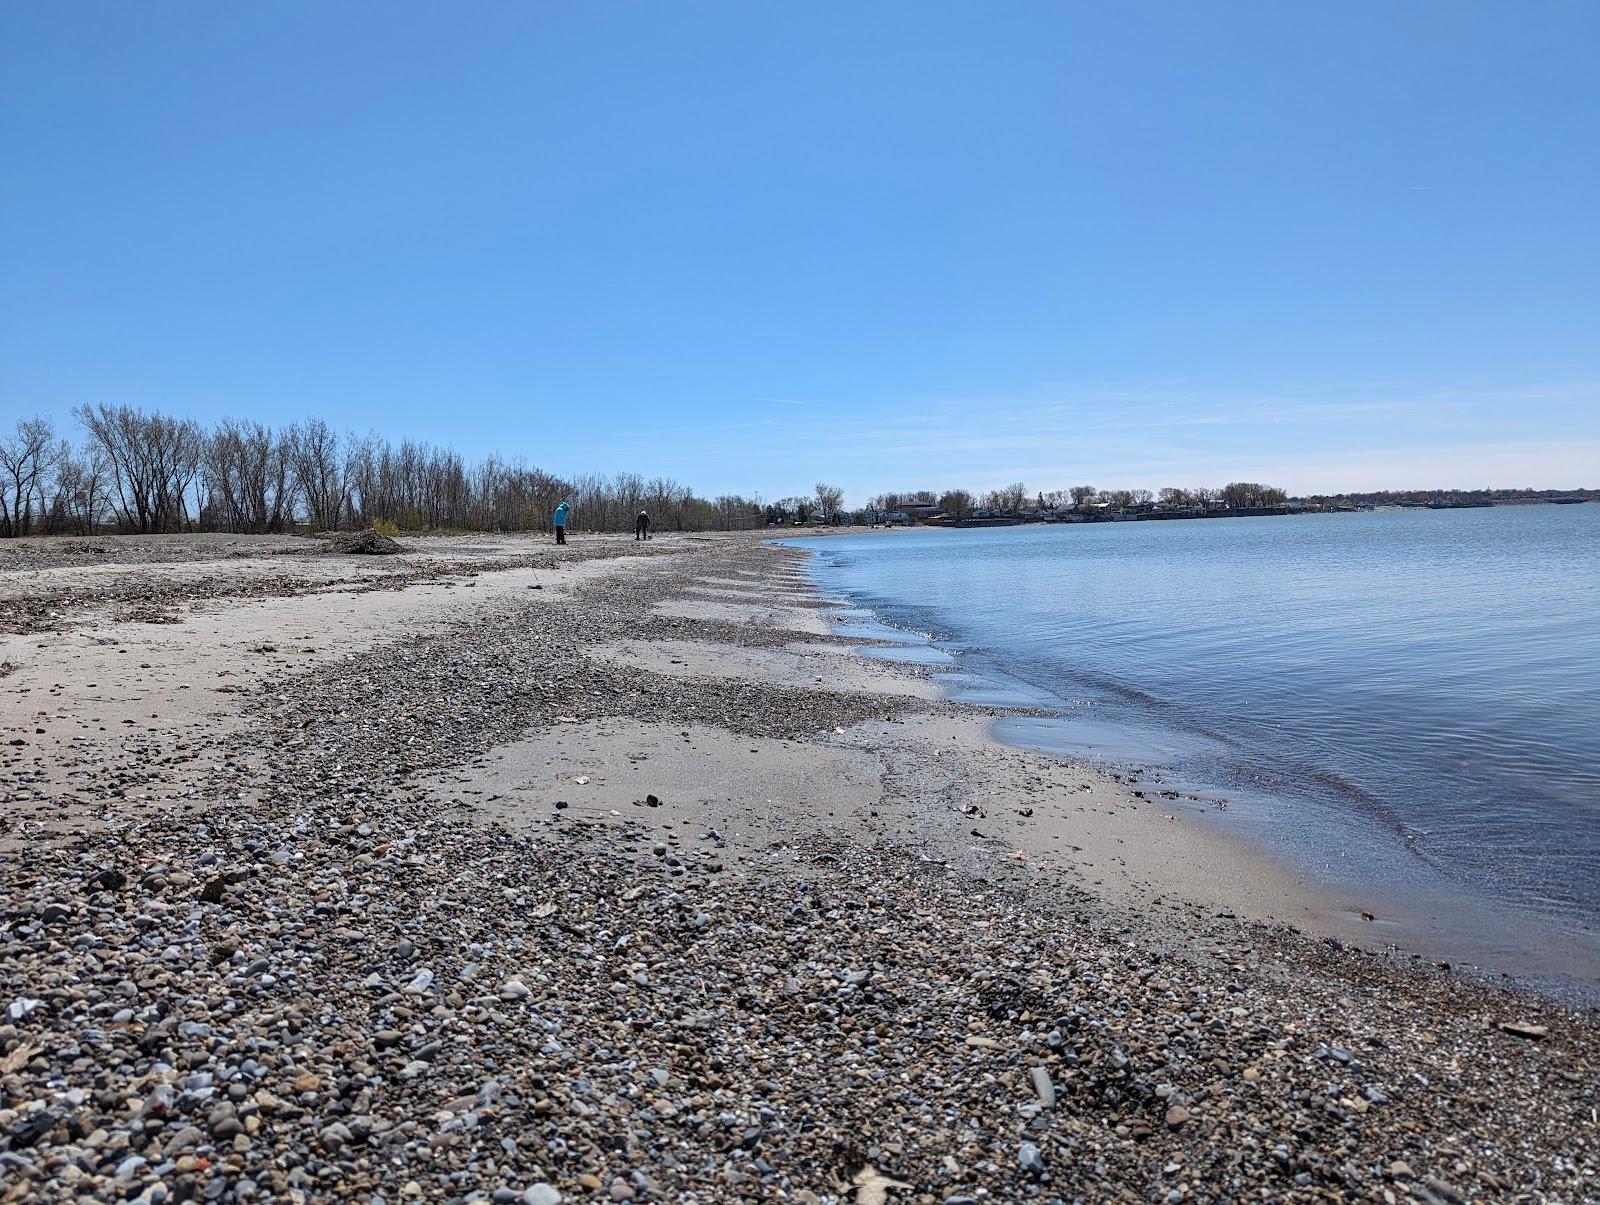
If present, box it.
[44,440,109,533]
[939,489,973,520]
[813,482,845,525]
[78,404,204,533]
[292,418,349,531]
[204,419,296,532]
[712,493,762,530]
[1069,484,1097,509]
[644,476,677,531]
[0,416,58,537]
[153,414,205,531]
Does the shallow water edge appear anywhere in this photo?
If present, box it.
[785,529,1600,1004]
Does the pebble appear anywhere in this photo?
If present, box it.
[1018,1140,1046,1177]
[1029,1065,1056,1107]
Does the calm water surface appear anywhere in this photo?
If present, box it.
[793,506,1599,989]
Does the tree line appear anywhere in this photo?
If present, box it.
[1298,486,1594,508]
[862,481,1289,521]
[0,405,1307,539]
[0,407,783,537]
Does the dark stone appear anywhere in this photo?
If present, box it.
[87,867,128,893]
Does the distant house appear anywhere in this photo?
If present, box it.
[904,504,942,522]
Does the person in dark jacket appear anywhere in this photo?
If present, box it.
[635,510,650,541]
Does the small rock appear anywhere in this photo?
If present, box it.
[87,867,128,892]
[1029,1065,1056,1107]
[1498,1021,1548,1040]
[1019,1141,1045,1176]
[403,969,434,995]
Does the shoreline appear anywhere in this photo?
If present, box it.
[1,531,1595,1202]
[783,528,1600,1003]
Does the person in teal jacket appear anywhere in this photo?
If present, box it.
[552,500,569,544]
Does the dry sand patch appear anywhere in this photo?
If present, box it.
[0,552,639,843]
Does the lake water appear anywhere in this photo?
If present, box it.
[791,505,1600,994]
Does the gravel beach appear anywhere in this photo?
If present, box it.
[1,531,1594,1203]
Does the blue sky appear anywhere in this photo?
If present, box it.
[3,1,1596,501]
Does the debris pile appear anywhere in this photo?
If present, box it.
[328,528,405,555]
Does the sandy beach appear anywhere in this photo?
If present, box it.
[1,530,1595,1203]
